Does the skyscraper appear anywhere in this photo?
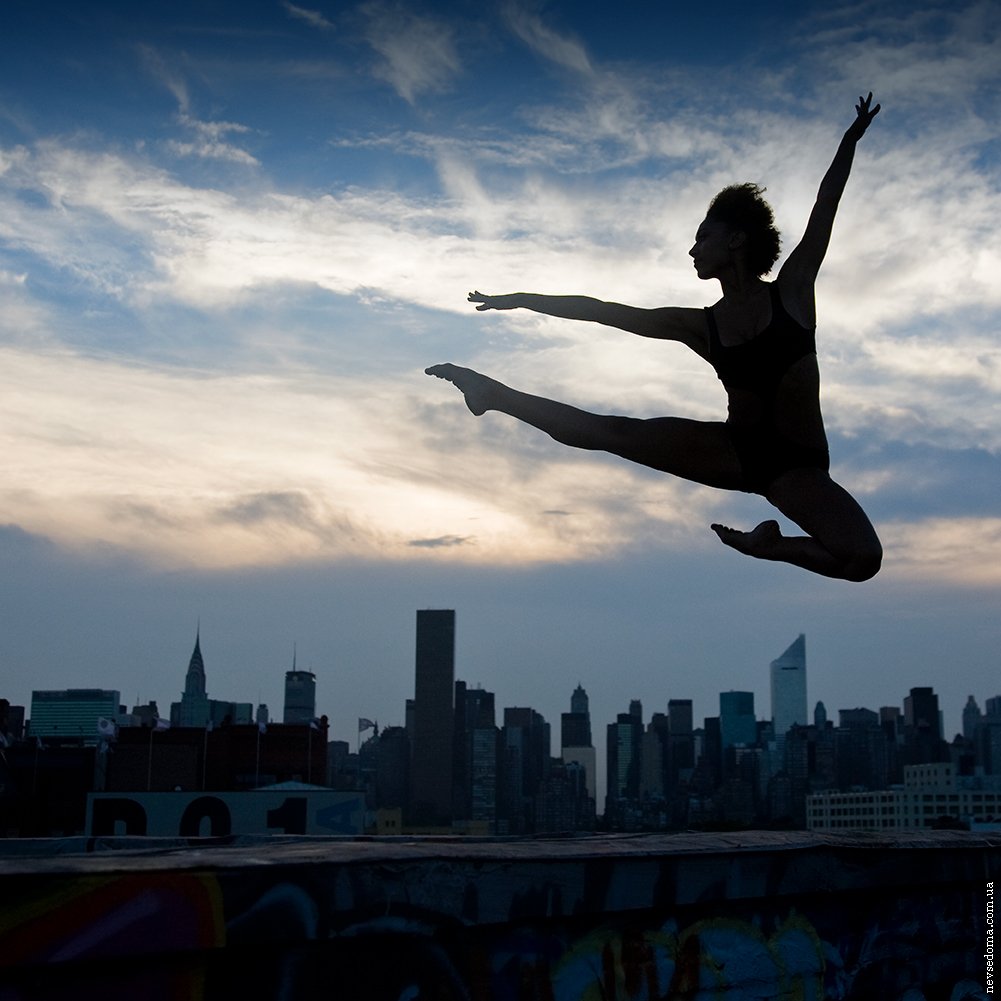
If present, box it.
[904,687,942,741]
[561,683,592,749]
[29,689,121,743]
[500,706,550,834]
[170,628,254,727]
[606,710,643,809]
[902,686,946,767]
[175,629,209,726]
[453,680,498,828]
[411,609,455,826]
[963,696,983,741]
[561,684,596,803]
[667,698,695,781]
[720,691,756,748]
[770,634,808,743]
[283,667,317,724]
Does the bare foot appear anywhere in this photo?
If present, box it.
[710,519,782,558]
[425,363,499,416]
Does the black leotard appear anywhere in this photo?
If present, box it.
[705,284,830,494]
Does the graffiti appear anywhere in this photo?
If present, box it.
[0,870,225,1000]
[485,906,987,1001]
[86,790,365,837]
[0,834,996,1000]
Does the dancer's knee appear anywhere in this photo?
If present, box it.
[843,539,882,582]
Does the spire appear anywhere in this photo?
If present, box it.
[185,625,206,697]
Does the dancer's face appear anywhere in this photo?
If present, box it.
[689,218,736,280]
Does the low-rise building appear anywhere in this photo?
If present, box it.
[807,762,1001,831]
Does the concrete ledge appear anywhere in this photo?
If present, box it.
[2,831,998,999]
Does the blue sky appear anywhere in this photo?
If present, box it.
[1,0,999,781]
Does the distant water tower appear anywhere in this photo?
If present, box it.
[283,669,316,724]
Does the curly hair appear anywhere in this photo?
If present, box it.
[705,183,781,277]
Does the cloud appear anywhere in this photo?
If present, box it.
[167,115,260,166]
[137,46,259,165]
[880,516,1001,587]
[1,1,998,593]
[504,5,592,74]
[407,535,473,549]
[138,44,191,115]
[362,2,462,104]
[283,2,335,31]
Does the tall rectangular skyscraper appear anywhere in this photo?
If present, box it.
[283,669,316,724]
[770,634,808,742]
[411,609,455,826]
[561,684,595,802]
[719,691,756,748]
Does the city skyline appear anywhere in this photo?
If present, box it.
[11,618,999,838]
[1,1,999,754]
[11,619,996,807]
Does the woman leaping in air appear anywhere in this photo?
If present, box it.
[427,94,883,582]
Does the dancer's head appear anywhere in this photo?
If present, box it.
[704,183,781,277]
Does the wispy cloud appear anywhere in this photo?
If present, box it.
[283,2,335,31]
[361,2,462,103]
[408,535,473,549]
[138,44,191,114]
[137,45,259,165]
[503,5,592,74]
[166,115,259,166]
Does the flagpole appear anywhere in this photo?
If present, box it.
[147,725,154,792]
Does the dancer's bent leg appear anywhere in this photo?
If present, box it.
[711,468,882,581]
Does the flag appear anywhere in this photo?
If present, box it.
[154,717,171,731]
[258,721,268,735]
[97,717,117,739]
[309,718,321,731]
[358,718,376,732]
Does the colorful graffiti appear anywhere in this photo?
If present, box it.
[0,833,996,1000]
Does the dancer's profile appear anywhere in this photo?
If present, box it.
[427,95,883,581]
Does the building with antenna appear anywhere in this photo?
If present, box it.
[284,664,317,724]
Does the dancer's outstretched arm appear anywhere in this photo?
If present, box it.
[779,93,880,318]
[468,291,709,358]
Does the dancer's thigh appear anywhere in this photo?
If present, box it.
[602,416,744,490]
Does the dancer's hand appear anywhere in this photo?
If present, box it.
[468,290,515,311]
[846,92,880,142]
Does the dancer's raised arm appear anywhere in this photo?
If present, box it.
[467,291,708,357]
[780,93,880,295]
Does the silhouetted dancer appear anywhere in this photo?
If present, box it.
[427,95,883,581]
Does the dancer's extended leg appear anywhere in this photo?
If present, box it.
[426,363,743,489]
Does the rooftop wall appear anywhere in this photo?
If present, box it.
[1,830,997,1000]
